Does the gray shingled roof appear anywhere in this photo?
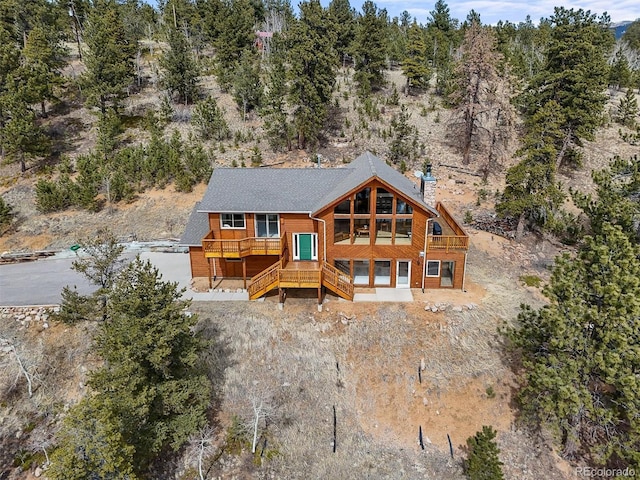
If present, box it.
[197,152,437,215]
[179,202,210,246]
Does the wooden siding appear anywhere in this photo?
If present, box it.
[189,247,210,278]
[316,179,435,288]
[423,251,467,289]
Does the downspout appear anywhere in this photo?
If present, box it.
[421,218,430,293]
[309,212,327,262]
[462,251,468,292]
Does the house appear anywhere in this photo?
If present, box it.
[180,152,469,303]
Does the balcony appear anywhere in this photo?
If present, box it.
[426,203,469,252]
[202,232,285,258]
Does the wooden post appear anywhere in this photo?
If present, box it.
[242,258,247,289]
[208,258,212,290]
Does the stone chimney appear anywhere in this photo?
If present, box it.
[421,163,436,207]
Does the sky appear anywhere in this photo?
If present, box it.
[329,0,640,26]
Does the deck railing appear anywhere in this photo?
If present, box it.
[248,259,282,299]
[279,269,322,288]
[322,262,354,299]
[202,233,285,258]
[427,235,469,251]
[247,260,355,300]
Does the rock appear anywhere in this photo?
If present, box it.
[452,306,463,312]
[431,306,438,313]
[423,397,428,406]
[420,358,425,371]
[42,322,49,329]
[34,466,43,477]
[236,288,243,293]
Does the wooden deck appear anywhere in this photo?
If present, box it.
[248,260,354,301]
[202,232,285,258]
[427,203,469,252]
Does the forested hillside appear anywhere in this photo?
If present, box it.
[1,0,640,478]
[0,0,638,245]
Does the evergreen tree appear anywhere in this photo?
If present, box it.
[496,101,566,240]
[0,195,14,231]
[160,27,200,105]
[82,0,137,113]
[615,89,639,128]
[389,104,416,163]
[426,0,459,97]
[0,94,50,172]
[286,0,336,149]
[214,0,257,90]
[12,24,67,117]
[48,398,138,480]
[327,0,356,66]
[232,49,263,120]
[261,40,294,151]
[608,49,632,90]
[573,155,640,242]
[521,8,614,168]
[448,21,512,170]
[401,22,430,94]
[91,259,210,470]
[50,258,211,476]
[465,426,504,480]
[191,96,230,141]
[352,1,387,96]
[622,19,640,51]
[506,223,640,467]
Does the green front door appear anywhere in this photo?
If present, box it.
[299,234,313,260]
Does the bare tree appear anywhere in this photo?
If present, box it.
[447,22,515,175]
[228,379,277,454]
[185,426,218,480]
[72,229,126,291]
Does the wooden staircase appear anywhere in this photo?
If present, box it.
[248,261,354,301]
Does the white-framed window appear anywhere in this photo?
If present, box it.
[256,214,279,237]
[221,213,245,229]
[426,260,440,277]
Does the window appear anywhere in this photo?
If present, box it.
[394,218,412,244]
[396,198,413,214]
[375,218,392,245]
[376,188,393,214]
[353,260,370,285]
[334,259,350,275]
[334,219,351,244]
[374,260,391,285]
[334,198,351,214]
[256,214,279,237]
[426,260,440,277]
[221,213,245,229]
[354,188,370,214]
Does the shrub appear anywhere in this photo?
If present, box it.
[465,426,504,480]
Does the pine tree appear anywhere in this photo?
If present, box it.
[506,223,640,467]
[447,21,512,169]
[615,89,639,128]
[12,24,67,117]
[352,1,387,96]
[90,259,210,470]
[608,49,632,90]
[192,96,230,141]
[160,27,199,105]
[622,19,640,51]
[465,426,504,480]
[286,0,336,149]
[232,49,263,120]
[496,101,566,240]
[214,0,257,90]
[260,40,293,151]
[82,0,136,113]
[48,398,138,480]
[573,155,640,242]
[401,22,430,94]
[327,0,356,66]
[0,93,50,172]
[521,8,614,168]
